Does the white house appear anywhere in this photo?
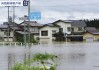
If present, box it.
[39,20,72,43]
[39,20,87,43]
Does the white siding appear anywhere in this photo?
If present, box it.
[55,22,71,34]
[4,38,13,42]
[40,26,51,38]
[39,26,59,42]
[0,31,4,37]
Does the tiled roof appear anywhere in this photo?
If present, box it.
[52,20,86,27]
[85,27,96,31]
[65,20,86,27]
[39,23,60,29]
[85,27,99,35]
[20,21,42,27]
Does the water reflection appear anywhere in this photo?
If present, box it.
[0,42,99,70]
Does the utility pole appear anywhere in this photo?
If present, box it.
[13,7,15,42]
[27,0,31,69]
[7,6,10,42]
[28,0,30,44]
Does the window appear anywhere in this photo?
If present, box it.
[59,28,63,32]
[71,28,74,32]
[29,28,35,32]
[41,31,48,36]
[32,28,35,32]
[67,27,71,31]
[78,28,82,31]
[52,30,56,37]
[52,30,56,34]
[0,37,4,41]
[4,31,10,36]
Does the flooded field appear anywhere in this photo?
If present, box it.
[0,42,99,70]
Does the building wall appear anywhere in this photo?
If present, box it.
[4,38,13,42]
[94,35,99,41]
[39,26,51,39]
[55,22,71,34]
[29,27,39,33]
[83,33,94,41]
[39,26,59,43]
[0,30,13,42]
[71,26,85,32]
[0,31,4,37]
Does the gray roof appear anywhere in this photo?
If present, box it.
[39,23,60,29]
[20,21,42,27]
[16,31,28,34]
[85,27,99,34]
[64,20,86,27]
[3,22,17,26]
[46,23,60,27]
[0,22,23,31]
[53,20,86,27]
[85,27,96,31]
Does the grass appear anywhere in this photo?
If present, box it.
[12,53,57,70]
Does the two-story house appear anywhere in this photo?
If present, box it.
[19,21,42,39]
[67,20,86,41]
[0,21,23,42]
[39,20,86,43]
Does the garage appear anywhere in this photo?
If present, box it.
[67,36,83,42]
[86,37,94,42]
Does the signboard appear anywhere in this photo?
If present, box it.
[29,12,41,20]
[23,0,28,6]
[0,0,28,6]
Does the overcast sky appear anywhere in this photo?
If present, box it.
[0,0,99,24]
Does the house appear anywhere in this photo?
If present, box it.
[0,21,24,42]
[67,20,86,41]
[39,23,60,43]
[0,24,13,42]
[19,21,42,40]
[83,27,99,42]
[39,20,86,43]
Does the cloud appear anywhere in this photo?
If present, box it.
[0,0,99,24]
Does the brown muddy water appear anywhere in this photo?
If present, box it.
[0,42,99,70]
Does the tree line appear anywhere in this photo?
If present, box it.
[84,19,99,28]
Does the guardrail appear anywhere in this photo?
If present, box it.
[0,42,39,46]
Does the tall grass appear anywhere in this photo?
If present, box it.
[12,53,57,70]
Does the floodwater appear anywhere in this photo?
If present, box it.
[0,42,99,70]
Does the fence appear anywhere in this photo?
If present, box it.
[0,42,38,46]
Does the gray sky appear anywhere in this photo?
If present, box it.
[0,0,99,24]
